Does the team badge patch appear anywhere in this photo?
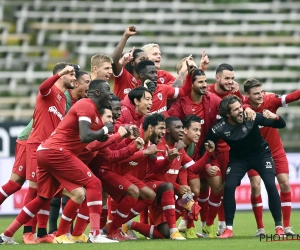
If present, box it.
[159,77,164,84]
[87,172,92,177]
[119,185,123,189]
[19,166,23,171]
[242,126,247,133]
[158,93,162,100]
[226,167,231,174]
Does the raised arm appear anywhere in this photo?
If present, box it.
[112,26,138,76]
[255,111,286,129]
[79,121,114,143]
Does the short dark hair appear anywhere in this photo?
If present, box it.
[99,108,111,116]
[76,70,90,80]
[53,62,67,75]
[136,60,155,74]
[124,48,145,74]
[88,79,108,91]
[128,86,152,106]
[218,95,242,118]
[111,94,120,102]
[216,63,234,75]
[143,113,165,131]
[165,116,181,129]
[192,69,206,82]
[182,114,202,129]
[244,78,262,93]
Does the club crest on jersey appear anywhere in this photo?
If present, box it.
[242,125,247,133]
[19,166,23,171]
[57,94,62,101]
[177,155,180,161]
[124,88,131,94]
[159,77,164,84]
[158,93,162,100]
[87,172,92,177]
[95,117,99,124]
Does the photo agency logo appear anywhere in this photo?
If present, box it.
[260,234,300,242]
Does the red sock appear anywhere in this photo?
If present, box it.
[131,221,164,239]
[161,190,176,230]
[126,199,153,223]
[280,191,291,228]
[140,208,149,224]
[251,195,264,229]
[73,200,89,236]
[206,192,221,226]
[4,197,45,237]
[218,196,225,222]
[23,187,37,229]
[108,196,137,233]
[198,189,209,224]
[100,206,108,229]
[0,180,22,205]
[86,178,102,232]
[56,199,81,237]
[37,199,51,235]
[108,198,117,223]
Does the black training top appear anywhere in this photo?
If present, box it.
[207,113,286,159]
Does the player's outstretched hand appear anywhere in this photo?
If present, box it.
[176,140,186,151]
[144,79,156,93]
[186,60,197,75]
[206,165,220,176]
[263,109,277,120]
[232,81,240,93]
[143,144,164,156]
[119,46,135,66]
[166,145,181,161]
[58,65,75,77]
[125,26,138,37]
[244,107,256,121]
[118,126,130,138]
[179,185,192,195]
[200,50,209,71]
[204,140,215,153]
[134,137,145,150]
[103,122,114,134]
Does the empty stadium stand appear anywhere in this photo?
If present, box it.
[0,0,299,149]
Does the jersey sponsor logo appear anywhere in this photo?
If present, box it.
[129,161,138,166]
[265,161,272,169]
[48,106,63,121]
[124,88,131,94]
[224,131,231,137]
[166,169,179,174]
[157,93,163,100]
[226,167,231,174]
[242,125,247,133]
[159,77,164,84]
[151,106,167,114]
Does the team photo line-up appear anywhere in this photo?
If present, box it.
[0,26,298,244]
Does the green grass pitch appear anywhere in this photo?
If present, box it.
[1,210,299,250]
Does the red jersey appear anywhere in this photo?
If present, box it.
[144,138,194,185]
[113,68,141,100]
[42,98,103,156]
[157,70,176,85]
[243,93,287,155]
[207,83,244,100]
[28,77,66,144]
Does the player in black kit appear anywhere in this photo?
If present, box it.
[207,95,286,238]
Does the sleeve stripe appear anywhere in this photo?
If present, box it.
[184,160,195,169]
[281,95,288,107]
[173,87,179,98]
[79,116,91,123]
[113,67,123,78]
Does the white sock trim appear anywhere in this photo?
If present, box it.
[208,200,220,207]
[130,208,139,215]
[0,187,8,197]
[281,202,292,207]
[162,205,175,210]
[23,207,35,218]
[198,197,209,202]
[252,203,263,207]
[77,213,89,220]
[87,201,102,206]
[116,209,128,218]
[149,225,154,239]
[62,214,72,222]
[38,209,49,215]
